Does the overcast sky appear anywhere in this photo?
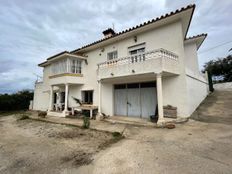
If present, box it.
[0,0,231,93]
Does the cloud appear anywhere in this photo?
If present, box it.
[0,0,231,93]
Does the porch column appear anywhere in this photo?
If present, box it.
[98,80,102,116]
[64,83,69,112]
[156,73,164,124]
[49,86,54,111]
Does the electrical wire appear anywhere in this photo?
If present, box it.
[198,40,232,54]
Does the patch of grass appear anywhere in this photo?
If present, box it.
[61,151,93,167]
[98,131,124,150]
[82,116,90,129]
[112,131,122,138]
[38,111,47,118]
[0,111,25,117]
[17,114,30,121]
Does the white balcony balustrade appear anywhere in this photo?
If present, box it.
[97,48,179,79]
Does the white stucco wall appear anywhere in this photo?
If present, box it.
[81,20,190,117]
[33,82,49,111]
[184,42,199,73]
[32,65,51,111]
[33,19,204,118]
[184,42,209,116]
[186,75,208,115]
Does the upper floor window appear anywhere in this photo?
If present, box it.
[129,47,145,55]
[128,43,145,55]
[51,58,82,75]
[107,51,118,61]
[128,43,146,63]
[71,59,82,74]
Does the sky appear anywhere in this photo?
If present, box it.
[0,0,232,93]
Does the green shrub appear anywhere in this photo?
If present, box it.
[17,114,29,120]
[0,90,33,111]
[38,111,47,118]
[112,131,122,138]
[82,116,90,129]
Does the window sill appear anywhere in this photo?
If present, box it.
[49,73,83,79]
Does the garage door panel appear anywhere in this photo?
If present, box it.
[141,87,157,118]
[127,88,140,117]
[114,89,127,116]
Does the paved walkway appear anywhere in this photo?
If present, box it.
[30,114,129,133]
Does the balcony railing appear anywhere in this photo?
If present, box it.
[98,48,178,68]
[97,48,179,79]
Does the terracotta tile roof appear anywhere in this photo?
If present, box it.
[185,33,207,40]
[38,51,68,66]
[46,51,69,60]
[71,4,196,53]
[185,33,207,50]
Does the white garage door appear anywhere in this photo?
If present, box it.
[114,82,157,118]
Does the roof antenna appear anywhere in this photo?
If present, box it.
[112,23,115,32]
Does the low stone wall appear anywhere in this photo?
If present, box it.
[214,82,232,91]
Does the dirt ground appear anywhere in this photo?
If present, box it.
[0,115,121,174]
[0,90,232,174]
[77,90,232,174]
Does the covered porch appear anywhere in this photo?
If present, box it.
[47,83,71,117]
[98,72,169,125]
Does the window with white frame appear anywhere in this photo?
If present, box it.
[51,58,82,75]
[107,51,118,61]
[128,43,146,63]
[51,59,67,75]
[70,59,82,74]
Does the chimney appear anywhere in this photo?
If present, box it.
[102,28,116,38]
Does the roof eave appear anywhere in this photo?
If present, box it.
[185,34,207,50]
[71,4,196,54]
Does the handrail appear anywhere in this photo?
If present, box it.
[97,48,178,68]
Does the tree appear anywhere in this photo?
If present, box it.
[203,55,232,83]
[0,90,33,111]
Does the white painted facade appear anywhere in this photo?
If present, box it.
[32,5,209,120]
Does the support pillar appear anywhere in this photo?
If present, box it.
[49,86,54,111]
[157,73,164,125]
[64,83,69,112]
[97,80,102,119]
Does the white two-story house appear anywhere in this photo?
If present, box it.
[33,4,209,124]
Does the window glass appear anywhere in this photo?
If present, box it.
[107,51,118,60]
[82,90,93,104]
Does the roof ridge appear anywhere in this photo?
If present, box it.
[71,4,196,53]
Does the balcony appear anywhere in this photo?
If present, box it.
[97,48,180,80]
[49,56,86,85]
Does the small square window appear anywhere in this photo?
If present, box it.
[82,90,93,104]
[107,51,118,61]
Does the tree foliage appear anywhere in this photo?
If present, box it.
[0,90,33,111]
[203,55,232,82]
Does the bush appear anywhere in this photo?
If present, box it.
[0,90,33,111]
[17,114,29,120]
[82,116,90,129]
[112,131,122,138]
[38,111,47,118]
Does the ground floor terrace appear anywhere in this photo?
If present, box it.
[46,72,183,125]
